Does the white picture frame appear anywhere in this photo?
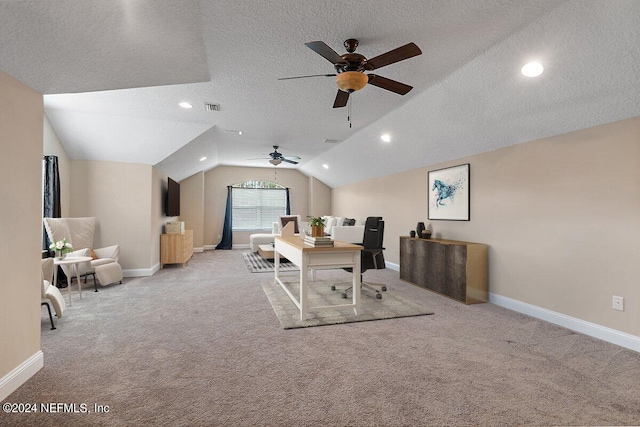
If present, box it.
[428,163,470,221]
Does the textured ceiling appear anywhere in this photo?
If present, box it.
[2,0,639,187]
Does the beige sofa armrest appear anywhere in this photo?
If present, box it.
[331,225,365,244]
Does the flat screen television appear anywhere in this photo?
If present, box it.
[166,177,180,216]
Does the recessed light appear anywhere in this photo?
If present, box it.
[179,102,193,109]
[238,131,242,136]
[521,61,544,77]
[381,134,391,143]
[322,164,329,169]
[199,157,207,162]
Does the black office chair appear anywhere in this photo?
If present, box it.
[331,216,387,299]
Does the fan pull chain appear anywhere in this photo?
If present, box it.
[348,96,352,128]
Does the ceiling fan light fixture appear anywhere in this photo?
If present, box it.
[336,71,368,92]
[269,158,282,166]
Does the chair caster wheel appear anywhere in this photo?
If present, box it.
[381,286,387,292]
[376,293,382,299]
[330,285,336,291]
[341,293,348,299]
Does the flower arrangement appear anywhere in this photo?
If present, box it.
[49,238,73,258]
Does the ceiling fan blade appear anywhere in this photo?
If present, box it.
[278,73,336,80]
[365,42,422,71]
[282,158,299,165]
[305,41,348,65]
[367,74,413,95]
[283,155,301,161]
[333,90,349,108]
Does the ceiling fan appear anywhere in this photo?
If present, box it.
[251,146,301,166]
[279,38,422,108]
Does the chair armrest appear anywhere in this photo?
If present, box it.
[94,245,120,262]
[330,225,365,244]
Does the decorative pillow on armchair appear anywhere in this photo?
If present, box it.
[279,216,299,234]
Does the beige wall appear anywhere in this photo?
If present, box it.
[42,115,71,217]
[309,176,332,217]
[333,116,640,337]
[0,71,43,388]
[203,166,314,246]
[180,171,204,250]
[70,160,154,270]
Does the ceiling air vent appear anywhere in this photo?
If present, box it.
[323,138,338,144]
[204,103,220,112]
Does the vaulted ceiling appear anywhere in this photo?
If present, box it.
[2,0,639,187]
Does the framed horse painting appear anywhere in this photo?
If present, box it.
[428,163,470,221]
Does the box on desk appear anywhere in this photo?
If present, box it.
[165,221,185,234]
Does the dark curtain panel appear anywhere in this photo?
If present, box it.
[215,186,233,250]
[285,188,291,215]
[43,155,61,250]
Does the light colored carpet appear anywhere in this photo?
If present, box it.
[2,249,640,426]
[242,251,298,273]
[261,276,433,328]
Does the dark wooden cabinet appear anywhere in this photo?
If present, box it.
[400,237,488,304]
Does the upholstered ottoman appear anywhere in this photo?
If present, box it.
[250,233,276,252]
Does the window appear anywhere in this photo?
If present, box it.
[231,181,288,230]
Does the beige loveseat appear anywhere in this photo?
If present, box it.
[43,217,123,289]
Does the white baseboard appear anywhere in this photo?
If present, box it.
[203,245,216,251]
[490,293,640,353]
[0,351,43,402]
[385,261,399,271]
[123,263,160,278]
[193,247,204,253]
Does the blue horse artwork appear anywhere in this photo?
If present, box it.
[429,164,470,220]
[432,179,458,207]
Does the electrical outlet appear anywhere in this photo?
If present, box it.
[612,296,624,311]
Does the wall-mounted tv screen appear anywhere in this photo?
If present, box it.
[166,177,180,216]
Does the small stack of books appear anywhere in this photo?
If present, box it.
[303,235,334,247]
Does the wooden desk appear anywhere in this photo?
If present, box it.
[274,236,363,320]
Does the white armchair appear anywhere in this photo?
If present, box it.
[43,217,123,290]
[42,258,65,330]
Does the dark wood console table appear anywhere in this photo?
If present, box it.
[399,236,488,304]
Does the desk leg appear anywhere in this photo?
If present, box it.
[353,252,361,316]
[274,249,279,284]
[299,255,309,321]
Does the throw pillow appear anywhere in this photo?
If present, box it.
[343,218,356,226]
[90,249,98,260]
[280,216,299,234]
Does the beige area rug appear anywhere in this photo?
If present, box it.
[261,275,434,329]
